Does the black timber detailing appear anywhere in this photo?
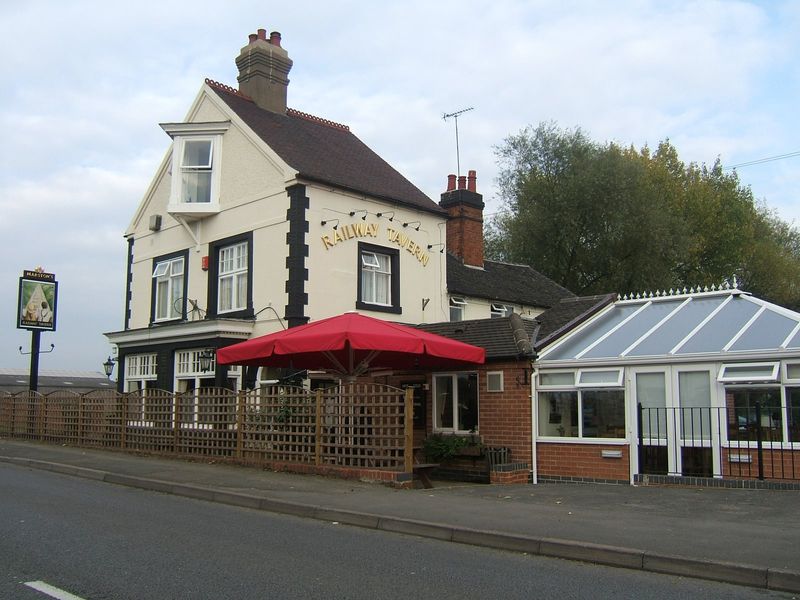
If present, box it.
[285,184,309,328]
[125,237,134,330]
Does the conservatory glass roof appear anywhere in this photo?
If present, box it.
[539,288,800,363]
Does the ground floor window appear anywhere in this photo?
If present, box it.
[538,389,625,439]
[433,373,478,433]
[175,349,217,428]
[124,353,158,423]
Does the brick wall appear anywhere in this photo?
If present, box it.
[445,203,484,267]
[537,442,630,482]
[722,447,800,481]
[477,361,532,468]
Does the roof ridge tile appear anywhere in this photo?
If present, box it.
[286,107,350,132]
[205,78,252,101]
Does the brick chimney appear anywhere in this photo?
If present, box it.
[440,169,484,267]
[236,29,293,113]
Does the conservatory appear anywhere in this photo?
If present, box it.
[533,284,800,485]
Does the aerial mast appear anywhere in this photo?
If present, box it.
[442,107,474,178]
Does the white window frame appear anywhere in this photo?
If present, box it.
[717,362,780,383]
[162,122,229,217]
[538,370,576,388]
[153,256,184,322]
[536,387,627,441]
[450,296,467,322]
[784,362,800,382]
[124,353,158,426]
[174,349,217,429]
[360,250,391,306]
[217,241,248,313]
[490,303,512,318]
[433,372,480,434]
[576,368,624,388]
[486,371,504,392]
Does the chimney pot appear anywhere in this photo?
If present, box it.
[467,170,477,192]
[248,33,258,44]
[270,31,282,47]
[446,174,457,192]
[458,175,467,190]
[257,28,267,40]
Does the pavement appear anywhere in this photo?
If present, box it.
[1,438,799,594]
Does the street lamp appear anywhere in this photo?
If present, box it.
[103,356,116,379]
[198,349,215,373]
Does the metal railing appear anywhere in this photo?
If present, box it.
[638,403,799,481]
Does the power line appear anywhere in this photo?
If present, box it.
[725,150,800,170]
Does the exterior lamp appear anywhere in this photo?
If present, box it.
[103,356,116,379]
[199,349,216,373]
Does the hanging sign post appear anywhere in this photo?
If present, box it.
[17,268,58,391]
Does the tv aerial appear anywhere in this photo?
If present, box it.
[443,107,474,178]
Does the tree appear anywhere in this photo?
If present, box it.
[488,122,800,307]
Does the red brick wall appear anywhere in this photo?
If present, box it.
[537,442,630,481]
[722,448,800,480]
[477,361,532,468]
[446,204,484,267]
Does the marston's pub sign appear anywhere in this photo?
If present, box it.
[17,269,58,331]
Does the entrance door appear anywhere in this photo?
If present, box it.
[632,366,720,478]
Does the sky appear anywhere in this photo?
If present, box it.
[2,0,799,374]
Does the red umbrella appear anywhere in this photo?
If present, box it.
[216,312,485,376]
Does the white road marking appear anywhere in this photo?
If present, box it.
[24,581,86,600]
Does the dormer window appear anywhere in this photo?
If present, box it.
[180,139,213,203]
[161,121,230,218]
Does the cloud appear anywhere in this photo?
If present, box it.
[2,0,799,372]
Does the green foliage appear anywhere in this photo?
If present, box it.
[422,434,469,462]
[489,122,800,308]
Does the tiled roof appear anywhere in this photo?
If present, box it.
[208,83,445,215]
[533,294,617,350]
[418,316,538,361]
[447,254,575,309]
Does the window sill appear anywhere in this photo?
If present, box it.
[537,437,629,445]
[167,201,220,218]
[356,301,401,314]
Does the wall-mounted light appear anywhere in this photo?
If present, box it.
[376,211,394,222]
[198,349,216,373]
[102,356,118,379]
[321,219,339,230]
[427,243,445,253]
[349,209,368,220]
[403,221,421,231]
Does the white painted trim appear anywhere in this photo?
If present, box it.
[574,301,652,360]
[722,305,766,352]
[669,294,731,355]
[781,321,800,349]
[621,297,692,356]
[538,302,617,360]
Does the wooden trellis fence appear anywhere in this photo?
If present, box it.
[0,384,414,475]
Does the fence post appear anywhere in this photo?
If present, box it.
[404,387,414,473]
[120,392,127,450]
[78,395,84,445]
[236,390,244,459]
[173,392,180,455]
[755,400,764,481]
[38,395,45,441]
[315,389,322,466]
[637,402,644,478]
